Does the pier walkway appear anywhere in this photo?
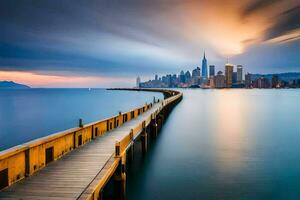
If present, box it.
[0,89,182,200]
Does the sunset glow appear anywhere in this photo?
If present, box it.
[0,71,131,88]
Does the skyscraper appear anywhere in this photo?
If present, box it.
[237,65,243,83]
[185,71,192,83]
[179,70,185,83]
[192,67,201,78]
[214,71,225,88]
[192,67,201,85]
[225,64,234,87]
[209,65,215,77]
[232,72,237,84]
[201,52,208,79]
[245,73,252,88]
[136,76,141,88]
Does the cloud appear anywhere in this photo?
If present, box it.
[265,6,300,41]
[1,0,300,87]
[241,0,282,17]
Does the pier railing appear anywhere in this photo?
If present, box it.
[0,88,182,191]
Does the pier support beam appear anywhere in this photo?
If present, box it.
[114,156,126,200]
[150,114,158,138]
[152,123,158,138]
[141,121,148,154]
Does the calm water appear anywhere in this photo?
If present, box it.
[127,89,300,200]
[0,89,163,151]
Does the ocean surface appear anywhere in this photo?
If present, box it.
[0,89,163,151]
[126,89,300,200]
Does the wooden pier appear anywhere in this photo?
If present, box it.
[0,89,182,199]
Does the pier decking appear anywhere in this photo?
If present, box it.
[0,89,182,199]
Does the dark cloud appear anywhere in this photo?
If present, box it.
[242,0,282,17]
[265,5,300,40]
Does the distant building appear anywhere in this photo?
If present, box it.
[253,76,271,88]
[136,76,141,88]
[225,64,234,87]
[237,65,243,83]
[208,76,215,88]
[201,52,208,79]
[179,70,185,83]
[155,74,158,81]
[171,74,178,87]
[272,74,279,88]
[209,65,215,77]
[245,73,252,88]
[185,71,192,83]
[191,67,201,85]
[232,72,237,84]
[192,67,201,78]
[214,71,225,88]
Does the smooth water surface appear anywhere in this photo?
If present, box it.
[127,89,300,200]
[0,89,163,151]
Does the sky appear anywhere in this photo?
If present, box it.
[0,0,300,87]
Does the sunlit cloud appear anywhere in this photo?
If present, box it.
[266,28,300,44]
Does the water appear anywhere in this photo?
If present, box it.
[127,89,300,200]
[0,89,163,151]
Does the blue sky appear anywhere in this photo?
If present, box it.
[0,0,300,87]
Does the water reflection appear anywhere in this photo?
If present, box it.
[212,91,252,174]
[127,89,300,200]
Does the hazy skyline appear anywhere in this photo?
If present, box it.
[0,0,300,87]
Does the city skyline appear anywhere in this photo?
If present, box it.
[0,0,300,87]
[139,52,300,89]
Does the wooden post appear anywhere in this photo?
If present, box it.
[79,118,83,128]
[128,129,134,162]
[141,121,147,154]
[115,142,120,157]
[25,148,30,177]
[91,125,95,140]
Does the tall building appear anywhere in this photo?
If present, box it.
[209,65,215,77]
[192,67,201,85]
[192,67,201,78]
[155,74,158,81]
[245,73,252,88]
[201,52,208,79]
[214,71,225,88]
[179,70,185,83]
[237,65,243,83]
[185,71,191,81]
[232,72,237,84]
[208,77,215,88]
[225,64,234,87]
[136,76,141,88]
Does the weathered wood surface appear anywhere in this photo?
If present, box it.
[0,102,163,200]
